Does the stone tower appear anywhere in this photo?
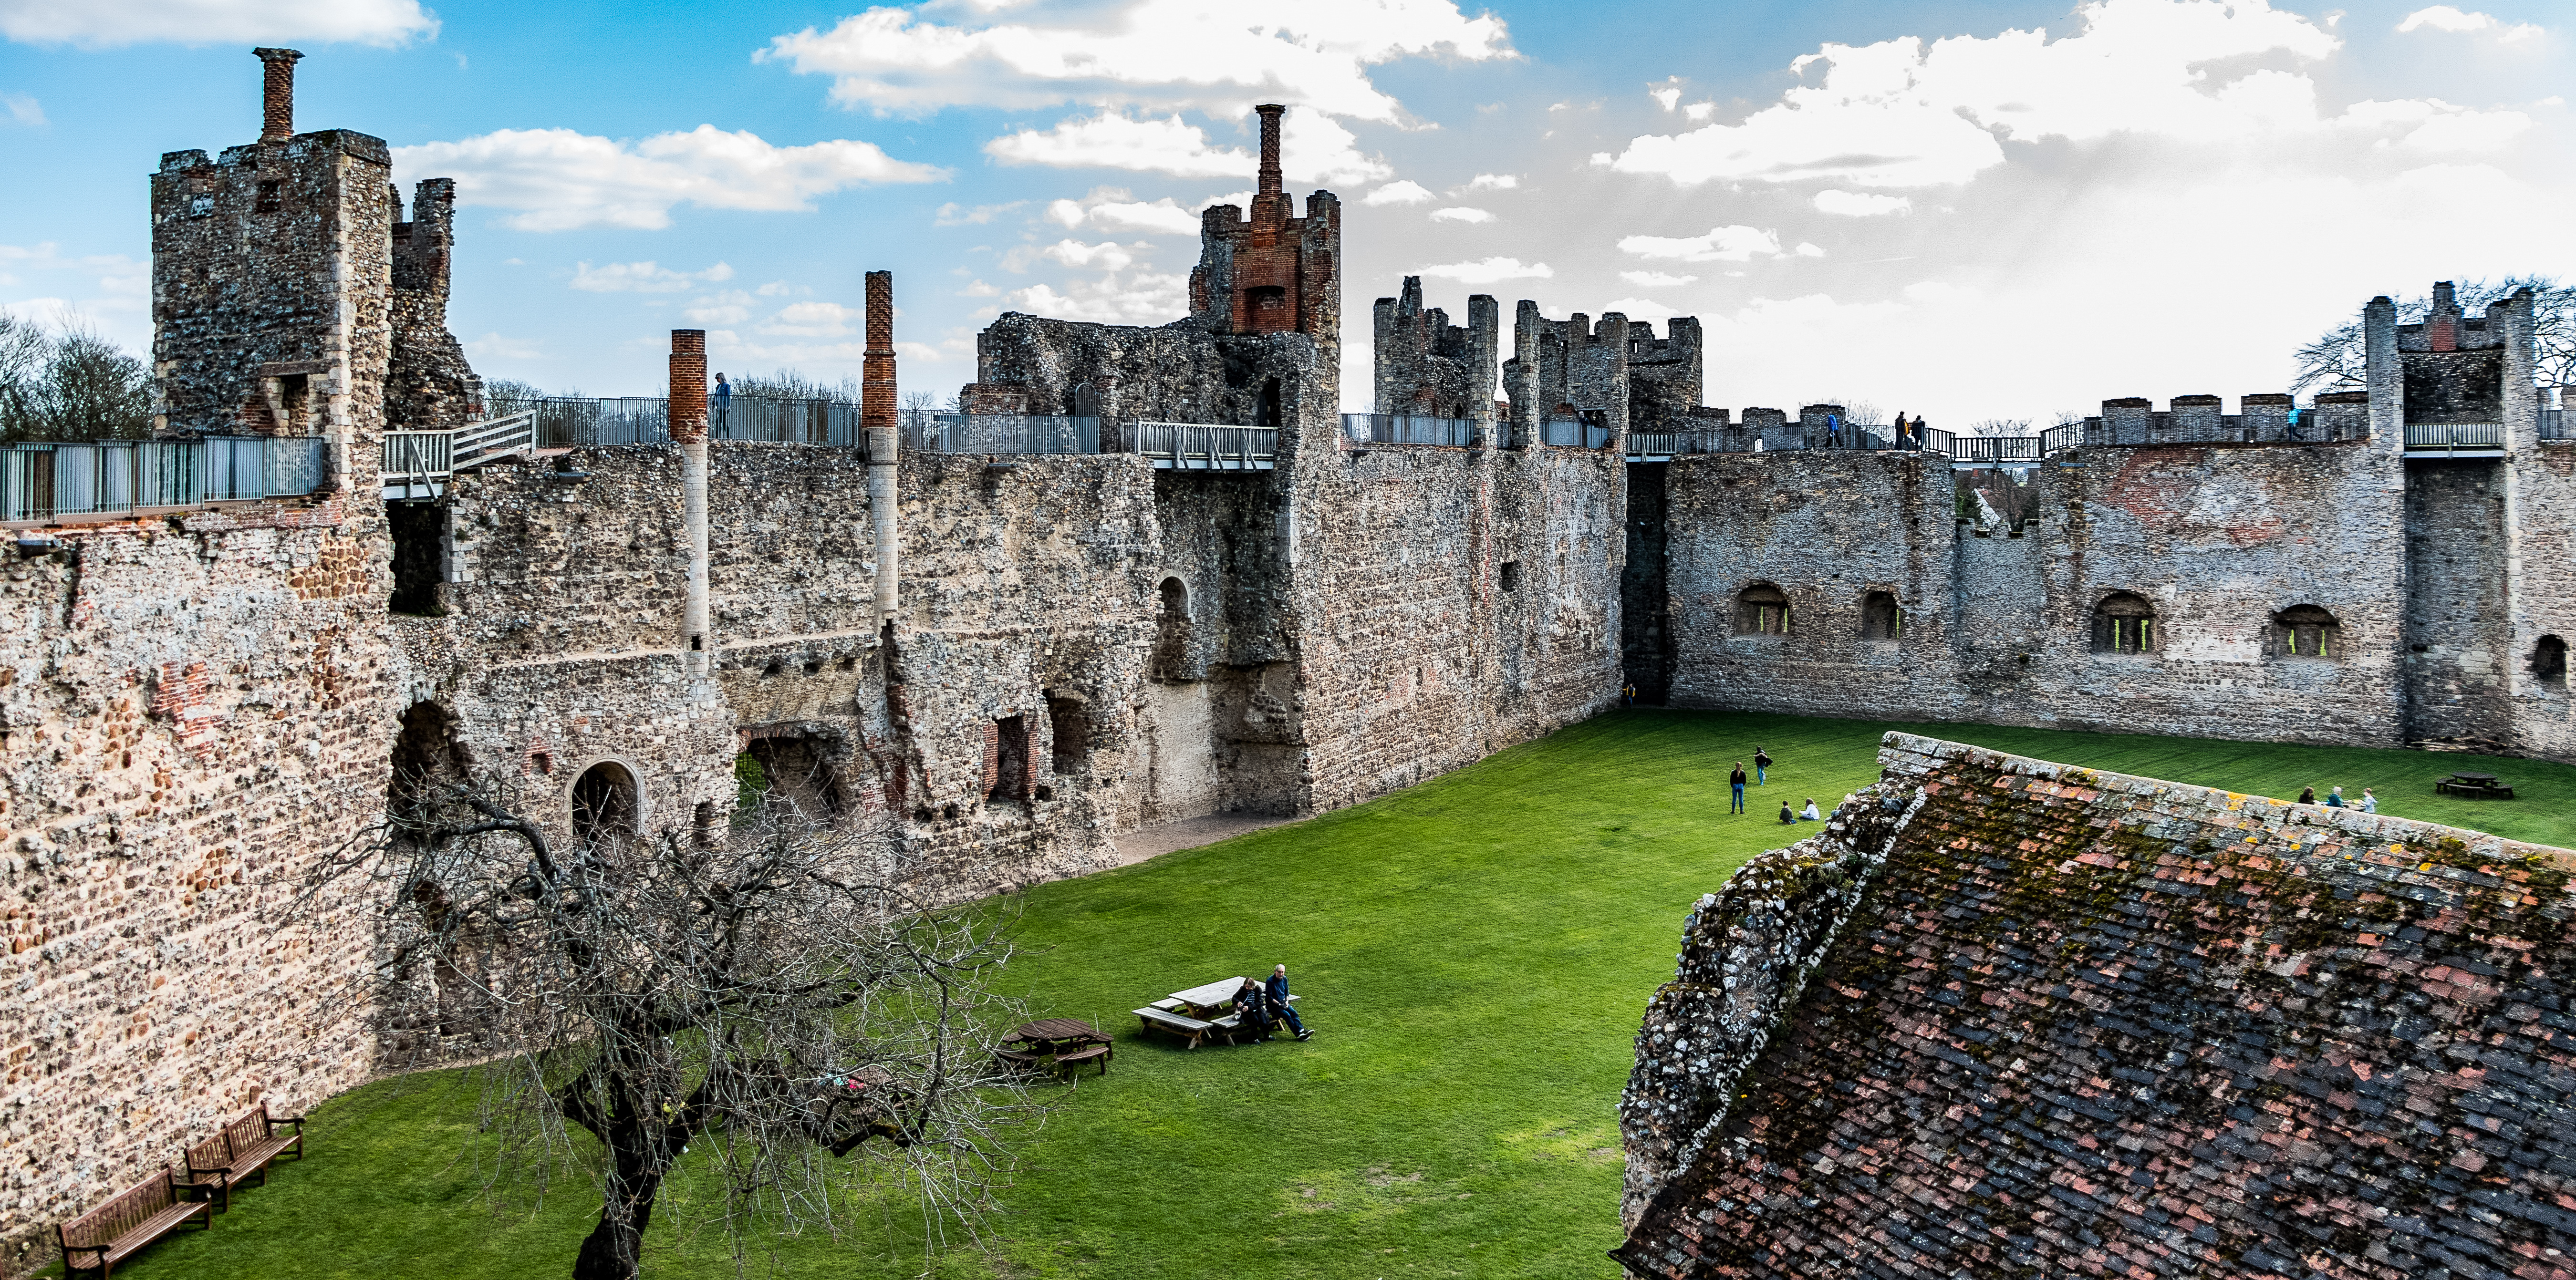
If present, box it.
[1187,104,1340,353]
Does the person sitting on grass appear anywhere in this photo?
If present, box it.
[1799,798,1822,822]
[1235,977,1274,1042]
[1267,964,1311,1041]
[1779,800,1796,825]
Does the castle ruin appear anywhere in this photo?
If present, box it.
[3,49,2574,1275]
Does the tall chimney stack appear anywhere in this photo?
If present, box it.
[670,330,713,684]
[1255,104,1286,198]
[863,271,901,624]
[255,48,303,144]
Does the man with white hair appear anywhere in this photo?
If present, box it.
[1266,963,1311,1042]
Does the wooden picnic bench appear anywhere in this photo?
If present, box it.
[179,1104,305,1210]
[1132,980,1298,1050]
[997,1018,1114,1081]
[56,1164,212,1280]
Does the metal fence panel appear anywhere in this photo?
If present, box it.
[267,436,326,495]
[1342,413,1473,446]
[909,414,1100,454]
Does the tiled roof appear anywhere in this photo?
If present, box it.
[1619,734,2576,1280]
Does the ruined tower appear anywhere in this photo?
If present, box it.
[150,48,396,488]
[1188,105,1340,353]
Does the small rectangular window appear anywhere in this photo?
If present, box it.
[255,180,282,213]
[1047,696,1087,774]
[990,715,1030,802]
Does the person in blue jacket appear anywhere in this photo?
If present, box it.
[1267,963,1311,1041]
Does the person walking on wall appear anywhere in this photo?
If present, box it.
[2298,785,2317,805]
[712,372,733,435]
[1267,964,1310,1041]
[1730,761,1747,815]
[1826,412,1842,448]
[1754,746,1772,785]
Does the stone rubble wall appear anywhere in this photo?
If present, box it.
[1620,733,2576,1279]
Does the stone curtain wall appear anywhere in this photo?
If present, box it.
[0,500,396,1276]
[2405,460,2515,749]
[1663,439,2413,747]
[2509,444,2576,759]
[1620,733,2576,1279]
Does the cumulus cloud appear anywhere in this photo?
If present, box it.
[570,260,737,293]
[1046,188,1205,235]
[1620,270,1698,287]
[1603,0,2343,188]
[1004,239,1143,273]
[1813,189,1911,216]
[1429,206,1493,223]
[0,0,436,47]
[761,300,860,337]
[2396,6,2544,40]
[985,108,1388,184]
[1416,257,1551,283]
[759,0,1515,121]
[464,332,544,361]
[683,291,754,325]
[935,200,1025,226]
[395,126,945,232]
[1618,225,1784,263]
[1007,271,1190,324]
[1364,179,1435,206]
[2,93,43,127]
[1462,173,1518,190]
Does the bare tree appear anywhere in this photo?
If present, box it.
[2292,276,2576,395]
[0,313,151,441]
[310,771,1038,1280]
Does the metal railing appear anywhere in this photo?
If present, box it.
[1950,436,2044,466]
[1343,413,1473,447]
[2,436,327,524]
[2404,422,2503,452]
[1540,418,1612,448]
[515,397,865,450]
[1126,422,1276,469]
[903,413,1099,455]
[381,430,453,478]
[1920,427,1955,455]
[1625,424,1925,456]
[2542,408,2568,441]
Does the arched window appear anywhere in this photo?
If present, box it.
[1153,577,1195,679]
[1734,584,1791,637]
[1860,591,1902,642]
[570,761,638,845]
[2091,592,2156,655]
[2535,635,2569,689]
[2271,605,2340,660]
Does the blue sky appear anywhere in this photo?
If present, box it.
[1,0,2569,424]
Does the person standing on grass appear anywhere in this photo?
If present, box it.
[1267,964,1310,1041]
[1730,761,1747,815]
[2298,785,2317,805]
[2360,787,2379,814]
[1755,746,1773,785]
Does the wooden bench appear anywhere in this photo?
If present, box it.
[1134,1006,1221,1049]
[56,1165,211,1280]
[1053,1043,1111,1077]
[180,1104,305,1210]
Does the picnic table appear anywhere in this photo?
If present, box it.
[2438,771,2515,799]
[1132,978,1298,1050]
[996,1018,1113,1081]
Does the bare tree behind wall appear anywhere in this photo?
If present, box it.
[2293,275,2576,395]
[305,766,1040,1280]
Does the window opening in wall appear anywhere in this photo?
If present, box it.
[570,762,638,846]
[1048,695,1089,774]
[1153,577,1194,679]
[1246,286,1289,333]
[255,179,281,213]
[989,715,1030,803]
[740,735,846,826]
[1499,560,1522,593]
[1255,378,1283,428]
[2092,592,2157,655]
[1860,591,1902,641]
[387,701,467,819]
[2273,605,2340,660]
[1734,584,1791,636]
[2535,635,2569,688]
[693,800,718,848]
[388,501,447,616]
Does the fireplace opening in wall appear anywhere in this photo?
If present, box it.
[2535,635,2568,689]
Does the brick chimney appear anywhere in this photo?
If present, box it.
[862,272,895,437]
[668,330,707,443]
[255,48,303,144]
[1255,104,1285,198]
[862,271,901,624]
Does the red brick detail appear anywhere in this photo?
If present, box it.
[254,48,302,143]
[668,330,708,443]
[862,271,895,437]
[980,721,1000,795]
[153,661,222,761]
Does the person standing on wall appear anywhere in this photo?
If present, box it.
[1267,964,1310,1041]
[1754,746,1773,786]
[1730,761,1747,815]
[712,372,732,435]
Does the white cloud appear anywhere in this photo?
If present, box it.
[0,0,436,47]
[759,0,1516,122]
[1618,225,1783,262]
[936,200,1026,226]
[1429,206,1493,223]
[1649,79,1683,112]
[762,300,860,337]
[895,341,945,363]
[464,332,543,361]
[683,289,754,324]
[1597,296,1684,322]
[1046,187,1203,235]
[394,126,945,232]
[985,108,1388,184]
[2,93,42,127]
[1004,239,1142,273]
[1620,270,1698,287]
[1603,0,2343,188]
[1416,256,1551,283]
[1813,189,1912,216]
[1007,271,1190,324]
[1793,242,1826,257]
[2396,6,2544,41]
[1462,173,1518,190]
[958,279,1000,297]
[570,260,737,293]
[1364,179,1435,206]
[1683,102,1714,122]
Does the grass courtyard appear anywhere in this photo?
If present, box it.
[80,711,2576,1279]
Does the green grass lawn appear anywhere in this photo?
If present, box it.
[86,712,2576,1279]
